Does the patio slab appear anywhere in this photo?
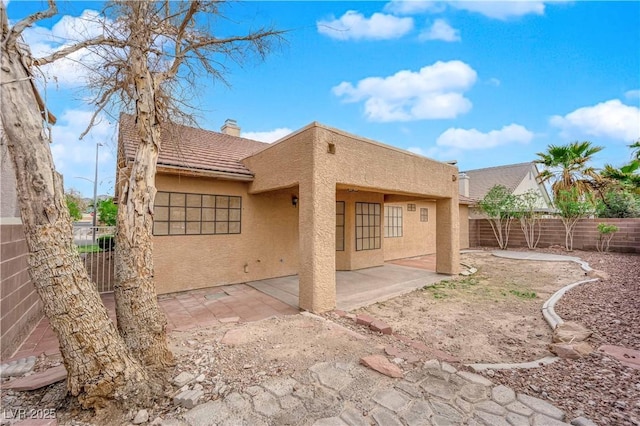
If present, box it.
[6,284,298,362]
[248,262,450,311]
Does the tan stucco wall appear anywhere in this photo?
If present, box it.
[242,123,461,312]
[153,174,299,294]
[459,204,470,249]
[383,201,437,261]
[336,190,385,271]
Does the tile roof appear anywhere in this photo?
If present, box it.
[462,162,534,200]
[118,114,268,178]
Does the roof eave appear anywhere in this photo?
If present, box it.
[154,163,255,181]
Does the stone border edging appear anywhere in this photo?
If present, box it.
[542,278,599,329]
[466,250,599,372]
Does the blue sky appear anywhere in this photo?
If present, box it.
[7,0,640,198]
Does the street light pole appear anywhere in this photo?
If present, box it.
[92,143,103,244]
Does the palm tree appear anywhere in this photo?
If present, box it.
[602,139,640,192]
[535,141,604,198]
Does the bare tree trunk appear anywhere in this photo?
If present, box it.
[113,2,173,369]
[1,21,153,409]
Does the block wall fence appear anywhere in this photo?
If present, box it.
[469,218,640,253]
[0,224,43,360]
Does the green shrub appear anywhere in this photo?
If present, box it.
[97,235,115,251]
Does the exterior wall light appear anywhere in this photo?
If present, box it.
[292,195,298,207]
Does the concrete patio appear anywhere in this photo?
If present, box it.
[7,254,447,361]
[249,255,447,311]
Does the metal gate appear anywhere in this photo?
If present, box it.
[74,225,115,293]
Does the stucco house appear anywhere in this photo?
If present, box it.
[117,115,469,312]
[459,162,552,218]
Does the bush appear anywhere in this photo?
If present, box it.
[97,235,115,251]
[98,198,118,226]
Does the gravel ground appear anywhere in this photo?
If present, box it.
[487,248,640,426]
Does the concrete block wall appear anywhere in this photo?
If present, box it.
[469,218,640,253]
[1,223,43,360]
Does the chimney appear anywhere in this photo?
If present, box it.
[221,119,240,137]
[459,172,470,197]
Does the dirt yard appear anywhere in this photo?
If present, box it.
[3,249,638,425]
[358,251,587,363]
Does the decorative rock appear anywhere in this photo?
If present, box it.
[173,389,204,409]
[173,372,195,387]
[195,374,205,382]
[0,356,37,378]
[369,320,392,335]
[587,269,609,280]
[552,321,592,343]
[360,355,403,378]
[548,342,593,359]
[133,409,149,424]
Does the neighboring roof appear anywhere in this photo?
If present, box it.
[118,114,268,178]
[458,194,475,205]
[462,162,535,200]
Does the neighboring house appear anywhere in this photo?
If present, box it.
[118,114,468,313]
[0,143,43,359]
[459,162,552,218]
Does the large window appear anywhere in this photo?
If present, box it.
[336,201,345,251]
[355,202,381,251]
[153,191,242,236]
[384,206,403,238]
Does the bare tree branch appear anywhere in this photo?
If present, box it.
[3,0,57,48]
[34,35,127,66]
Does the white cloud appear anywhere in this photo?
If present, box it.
[317,11,413,40]
[487,77,501,87]
[384,1,444,15]
[241,128,293,143]
[419,19,460,42]
[332,60,477,122]
[625,89,640,100]
[385,0,559,20]
[436,124,534,149]
[550,99,640,142]
[22,10,111,88]
[50,109,117,195]
[449,1,546,20]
